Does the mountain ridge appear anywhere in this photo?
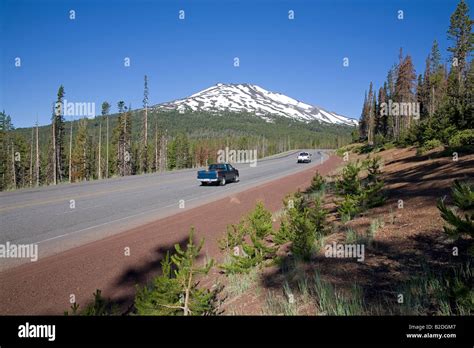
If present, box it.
[152,83,358,127]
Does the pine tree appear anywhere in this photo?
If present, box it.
[369,88,377,144]
[446,0,473,129]
[134,229,219,316]
[377,85,388,136]
[430,40,442,73]
[416,74,425,117]
[422,55,432,117]
[386,65,397,100]
[71,118,88,182]
[114,101,131,176]
[29,127,34,187]
[395,53,417,135]
[464,61,474,128]
[430,44,448,117]
[360,83,375,144]
[68,117,73,183]
[447,0,473,87]
[101,102,111,178]
[220,202,276,273]
[11,133,29,188]
[51,85,66,184]
[178,133,190,169]
[0,111,14,190]
[359,91,369,140]
[35,119,40,186]
[124,106,133,176]
[141,75,149,174]
[437,180,474,239]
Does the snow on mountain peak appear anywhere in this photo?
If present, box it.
[154,83,358,126]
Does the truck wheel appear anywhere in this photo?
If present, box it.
[201,182,207,186]
[220,177,226,186]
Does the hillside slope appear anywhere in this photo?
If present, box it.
[214,146,473,315]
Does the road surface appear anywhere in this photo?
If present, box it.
[0,149,327,270]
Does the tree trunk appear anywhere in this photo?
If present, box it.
[98,122,102,180]
[69,120,73,183]
[11,142,16,188]
[36,121,40,186]
[144,105,148,173]
[155,125,158,172]
[30,127,34,187]
[52,120,57,185]
[183,271,193,316]
[106,115,109,178]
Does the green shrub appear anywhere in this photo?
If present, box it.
[336,161,363,196]
[450,180,474,210]
[364,180,385,208]
[65,289,119,316]
[364,156,382,181]
[355,143,375,154]
[248,202,273,239]
[219,201,272,252]
[448,129,474,148]
[274,216,294,245]
[335,147,346,157]
[290,197,328,260]
[218,221,246,251]
[274,192,328,260]
[364,157,385,208]
[439,125,459,146]
[374,133,385,147]
[220,202,276,274]
[338,195,362,222]
[290,209,317,260]
[419,139,442,153]
[336,158,384,221]
[273,193,304,245]
[381,142,395,151]
[437,180,474,239]
[309,172,325,193]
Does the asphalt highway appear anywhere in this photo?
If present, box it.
[0,149,327,270]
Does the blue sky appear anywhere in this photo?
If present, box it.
[0,0,469,127]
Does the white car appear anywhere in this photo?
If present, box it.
[297,152,312,163]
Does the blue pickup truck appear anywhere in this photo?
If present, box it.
[197,163,239,186]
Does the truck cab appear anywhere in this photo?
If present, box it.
[197,163,240,186]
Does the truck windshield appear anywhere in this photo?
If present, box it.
[209,164,226,170]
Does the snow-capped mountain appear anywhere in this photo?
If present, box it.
[153,83,358,126]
